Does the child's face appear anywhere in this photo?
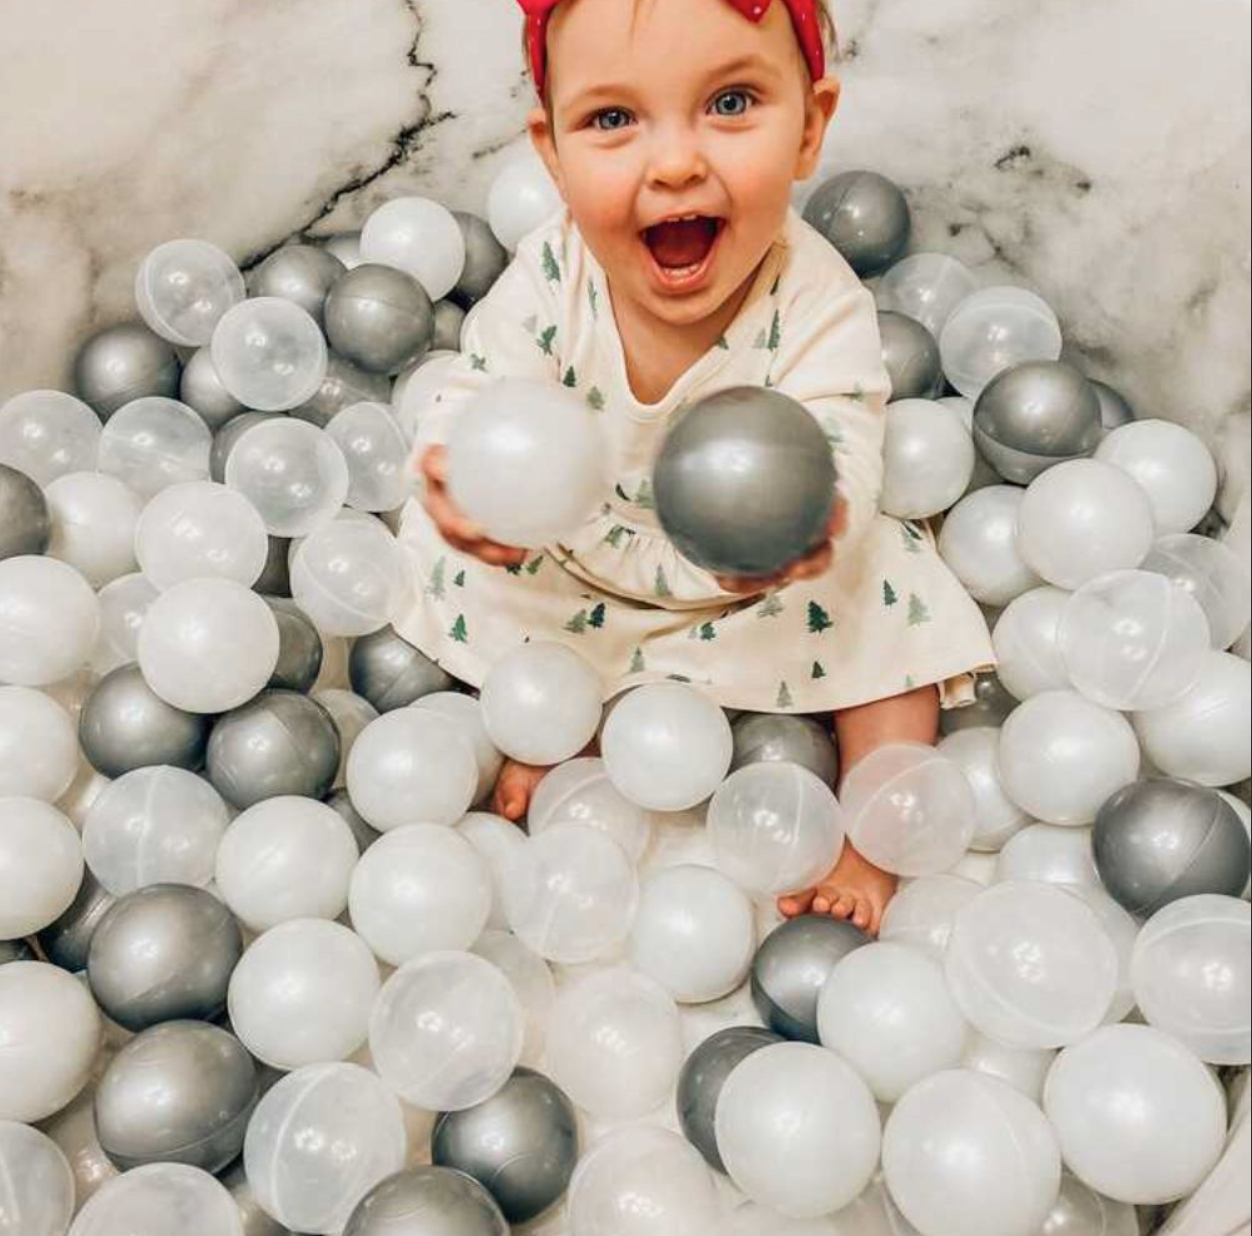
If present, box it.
[529,0,839,330]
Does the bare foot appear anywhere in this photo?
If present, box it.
[491,758,552,823]
[777,845,899,936]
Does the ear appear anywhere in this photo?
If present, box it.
[527,105,567,197]
[795,76,841,180]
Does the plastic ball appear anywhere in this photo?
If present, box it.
[996,824,1099,888]
[0,685,78,801]
[209,411,281,482]
[1066,883,1141,1025]
[433,299,466,351]
[91,573,158,675]
[879,873,982,959]
[83,766,228,895]
[228,918,379,1070]
[602,683,733,812]
[0,555,101,686]
[138,578,279,712]
[452,211,510,306]
[394,351,460,439]
[880,399,974,519]
[0,1121,75,1236]
[0,462,51,560]
[1095,419,1218,535]
[1017,460,1156,590]
[290,515,405,637]
[42,472,141,587]
[715,1042,881,1219]
[219,1160,290,1236]
[67,1163,243,1236]
[876,252,977,337]
[940,671,1020,735]
[324,264,435,376]
[993,586,1072,700]
[369,951,524,1111]
[472,929,556,1066]
[96,397,212,499]
[0,941,34,966]
[263,597,323,692]
[0,797,83,938]
[882,1070,1061,1236]
[297,353,394,432]
[997,691,1140,825]
[730,712,839,784]
[1043,1024,1226,1205]
[938,486,1042,607]
[323,232,363,269]
[487,152,562,252]
[1092,380,1137,430]
[962,1035,1056,1104]
[938,728,1030,851]
[415,694,503,806]
[545,969,682,1119]
[315,689,378,787]
[243,1062,406,1236]
[723,1203,857,1235]
[135,240,246,347]
[802,170,910,277]
[878,312,943,402]
[946,881,1118,1048]
[211,298,328,412]
[247,243,346,325]
[1038,1174,1139,1236]
[178,348,244,432]
[37,1086,118,1214]
[324,402,410,512]
[360,197,466,301]
[0,390,102,487]
[526,756,651,861]
[73,324,183,421]
[37,869,115,974]
[939,287,1063,401]
[343,1168,508,1236]
[708,762,846,896]
[446,378,611,548]
[1143,533,1252,651]
[349,624,452,711]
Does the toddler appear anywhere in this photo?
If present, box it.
[398,0,993,933]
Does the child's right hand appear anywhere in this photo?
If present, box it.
[417,445,529,569]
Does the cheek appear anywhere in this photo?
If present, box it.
[716,131,798,211]
[560,156,638,236]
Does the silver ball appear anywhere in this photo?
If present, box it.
[95,1020,258,1172]
[878,310,943,401]
[254,536,293,598]
[37,870,116,973]
[212,412,283,483]
[0,938,36,965]
[292,352,393,429]
[452,212,509,308]
[803,171,911,277]
[73,322,182,420]
[343,1167,509,1236]
[731,713,839,785]
[433,300,466,353]
[326,788,381,854]
[180,348,245,432]
[0,463,52,560]
[939,672,1018,735]
[324,264,435,376]
[1091,379,1136,431]
[248,244,347,325]
[266,598,324,693]
[220,1160,296,1236]
[348,626,453,713]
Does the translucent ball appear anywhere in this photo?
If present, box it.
[882,1071,1061,1236]
[0,390,101,486]
[446,378,611,548]
[44,472,142,587]
[215,796,359,932]
[68,1163,243,1236]
[503,823,639,964]
[369,951,524,1111]
[346,707,479,830]
[0,686,78,802]
[290,516,406,637]
[996,824,1099,888]
[97,398,212,498]
[1017,460,1156,590]
[946,881,1119,1048]
[92,573,158,675]
[938,728,1031,852]
[487,152,563,252]
[0,555,101,686]
[992,586,1072,701]
[325,402,410,512]
[1043,1024,1227,1205]
[1064,884,1141,1026]
[135,239,246,347]
[224,418,349,537]
[545,969,683,1119]
[1132,894,1250,1065]
[602,683,734,812]
[842,743,977,877]
[1095,419,1218,535]
[138,578,279,712]
[480,641,603,765]
[715,1042,880,1219]
[876,252,978,337]
[721,1204,848,1236]
[395,352,459,441]
[1142,533,1251,653]
[0,1121,75,1236]
[228,918,380,1071]
[360,196,466,301]
[83,767,228,895]
[568,1126,719,1236]
[527,756,652,861]
[938,486,1042,607]
[708,763,846,897]
[457,813,526,929]
[630,864,756,1003]
[211,298,328,412]
[349,823,491,965]
[0,798,83,938]
[962,1035,1057,1104]
[472,929,555,1066]
[997,691,1140,825]
[243,1062,406,1236]
[1040,1174,1139,1236]
[879,873,982,959]
[939,287,1063,400]
[880,399,975,520]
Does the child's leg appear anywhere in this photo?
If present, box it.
[778,685,941,935]
[493,758,557,822]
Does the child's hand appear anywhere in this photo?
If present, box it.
[715,500,848,597]
[418,445,529,569]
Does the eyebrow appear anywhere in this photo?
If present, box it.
[560,51,782,114]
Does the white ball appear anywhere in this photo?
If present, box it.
[325,401,411,513]
[215,797,359,932]
[211,298,329,413]
[412,692,502,803]
[346,707,479,830]
[0,556,101,686]
[939,286,1063,400]
[602,683,733,812]
[1017,460,1155,590]
[135,239,246,347]
[880,399,975,520]
[995,824,1099,888]
[488,152,563,251]
[360,197,466,301]
[480,641,603,765]
[44,472,142,587]
[0,1121,76,1236]
[228,919,380,1070]
[349,823,491,965]
[0,686,78,802]
[457,812,525,929]
[1044,1024,1227,1205]
[1039,1174,1139,1236]
[938,728,1031,851]
[472,929,555,1067]
[1095,419,1218,535]
[92,572,158,675]
[879,873,982,959]
[0,798,83,938]
[527,756,652,861]
[721,1204,848,1236]
[961,1035,1056,1104]
[993,585,1072,700]
[882,1070,1061,1236]
[395,352,459,441]
[938,486,1042,607]
[0,390,101,486]
[997,691,1140,825]
[290,516,406,637]
[715,1042,880,1219]
[138,578,279,713]
[97,398,212,499]
[1067,883,1141,1025]
[1142,533,1252,651]
[545,969,682,1119]
[876,252,978,337]
[68,1163,243,1236]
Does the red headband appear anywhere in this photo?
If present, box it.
[518,0,827,96]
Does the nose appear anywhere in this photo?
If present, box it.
[644,121,708,191]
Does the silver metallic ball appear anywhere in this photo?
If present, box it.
[73,322,182,420]
[452,212,509,308]
[254,536,292,598]
[878,310,943,402]
[731,713,839,786]
[266,597,324,693]
[326,789,381,854]
[433,301,466,354]
[248,244,347,326]
[212,411,283,483]
[180,347,245,432]
[803,170,911,277]
[343,1167,509,1236]
[0,938,36,965]
[939,672,1018,735]
[0,463,52,560]
[324,264,435,376]
[292,352,393,429]
[1091,379,1137,431]
[348,626,453,713]
[37,870,116,974]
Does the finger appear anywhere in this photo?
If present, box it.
[478,543,529,568]
[421,445,449,483]
[423,487,484,544]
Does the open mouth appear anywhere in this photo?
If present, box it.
[641,215,725,291]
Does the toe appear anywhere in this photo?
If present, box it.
[851,897,873,933]
[779,889,816,918]
[831,892,858,920]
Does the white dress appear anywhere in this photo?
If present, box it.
[396,206,994,714]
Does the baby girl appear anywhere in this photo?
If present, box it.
[398,0,993,933]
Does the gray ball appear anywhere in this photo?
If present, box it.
[324,264,435,376]
[653,386,838,578]
[212,412,283,483]
[731,713,839,786]
[1094,778,1250,917]
[431,1068,578,1224]
[973,360,1103,483]
[180,348,245,432]
[452,212,509,309]
[751,916,871,1043]
[1092,379,1136,431]
[348,626,453,713]
[37,870,116,973]
[86,884,242,1031]
[292,352,393,430]
[939,672,1018,735]
[344,1168,509,1236]
[0,939,36,965]
[79,663,211,778]
[433,301,466,354]
[73,321,182,420]
[220,1160,296,1236]
[677,1026,782,1172]
[0,463,52,560]
[254,536,292,598]
[248,244,347,325]
[266,597,324,693]
[878,310,943,402]
[96,1021,257,1173]
[206,689,341,809]
[803,171,911,277]
[326,788,381,854]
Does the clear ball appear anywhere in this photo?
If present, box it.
[1067,883,1142,1025]
[0,390,101,486]
[0,1121,76,1236]
[879,873,982,959]
[876,252,978,337]
[135,240,246,347]
[360,197,466,301]
[1039,1174,1139,1236]
[290,515,406,637]
[472,929,555,1067]
[487,153,563,252]
[44,472,143,587]
[415,694,503,806]
[996,824,1099,888]
[880,399,975,520]
[395,352,459,441]
[97,398,212,498]
[0,798,83,938]
[938,727,1031,851]
[68,1163,243,1236]
[325,402,411,512]
[938,486,1043,607]
[992,586,1072,700]
[962,1035,1056,1104]
[0,555,101,686]
[529,757,653,862]
[211,298,328,412]
[0,686,79,802]
[92,573,158,675]
[457,812,528,930]
[1142,533,1252,652]
[939,287,1063,400]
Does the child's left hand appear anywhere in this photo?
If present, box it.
[715,499,848,597]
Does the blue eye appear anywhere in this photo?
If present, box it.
[711,90,753,117]
[592,108,633,132]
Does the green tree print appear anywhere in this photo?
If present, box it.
[562,366,577,388]
[883,580,899,607]
[453,570,466,588]
[526,556,545,576]
[767,309,782,351]
[908,594,932,627]
[469,353,488,372]
[603,525,631,549]
[542,242,562,284]
[449,615,469,644]
[807,602,834,634]
[426,557,447,601]
[564,610,589,635]
[776,681,795,710]
[588,281,600,319]
[587,386,606,411]
[654,566,673,599]
[633,478,655,510]
[757,593,785,619]
[588,603,607,629]
[901,522,925,555]
[812,661,827,680]
[630,647,647,674]
[536,325,557,355]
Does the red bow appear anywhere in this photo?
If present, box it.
[518,0,827,96]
